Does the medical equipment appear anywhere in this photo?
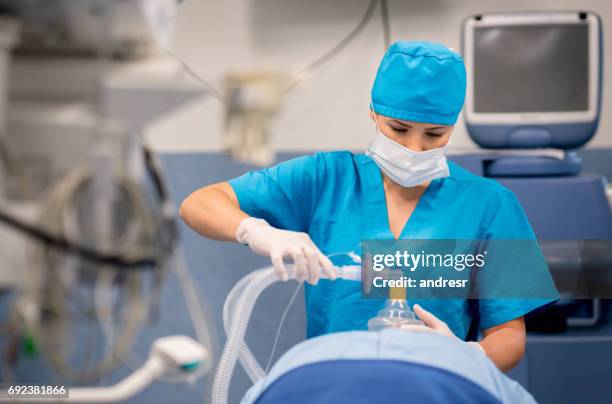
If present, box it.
[3,0,178,57]
[0,335,208,403]
[458,8,611,281]
[218,0,390,166]
[367,298,425,331]
[213,264,361,404]
[463,11,602,152]
[223,71,294,166]
[0,1,215,401]
[367,283,425,332]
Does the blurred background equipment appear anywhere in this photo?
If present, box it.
[458,9,611,256]
[215,0,386,166]
[0,0,214,400]
[223,71,293,166]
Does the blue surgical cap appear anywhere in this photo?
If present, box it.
[371,41,467,126]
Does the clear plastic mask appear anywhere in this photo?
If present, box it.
[367,299,428,332]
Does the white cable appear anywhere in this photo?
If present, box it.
[62,357,166,403]
[260,250,359,375]
[264,282,302,374]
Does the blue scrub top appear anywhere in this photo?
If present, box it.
[229,151,557,339]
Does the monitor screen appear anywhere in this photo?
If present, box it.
[473,24,589,113]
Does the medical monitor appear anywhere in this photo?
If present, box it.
[462,11,602,149]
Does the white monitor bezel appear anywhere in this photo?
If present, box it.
[463,11,600,125]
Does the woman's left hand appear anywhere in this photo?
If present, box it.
[413,304,485,354]
[413,304,455,338]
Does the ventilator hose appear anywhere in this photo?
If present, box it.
[222,271,266,383]
[213,264,361,404]
[211,267,278,404]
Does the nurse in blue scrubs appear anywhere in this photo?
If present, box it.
[180,41,556,372]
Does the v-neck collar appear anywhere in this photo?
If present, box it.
[357,153,444,240]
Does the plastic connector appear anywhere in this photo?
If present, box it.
[335,265,361,281]
[151,335,209,373]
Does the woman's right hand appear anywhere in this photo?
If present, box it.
[236,217,336,284]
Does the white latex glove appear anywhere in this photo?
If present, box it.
[413,304,486,354]
[236,217,336,284]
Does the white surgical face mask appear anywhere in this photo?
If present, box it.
[366,108,450,188]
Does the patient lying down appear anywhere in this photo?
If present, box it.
[241,325,536,404]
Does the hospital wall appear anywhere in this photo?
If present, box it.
[146,0,612,152]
